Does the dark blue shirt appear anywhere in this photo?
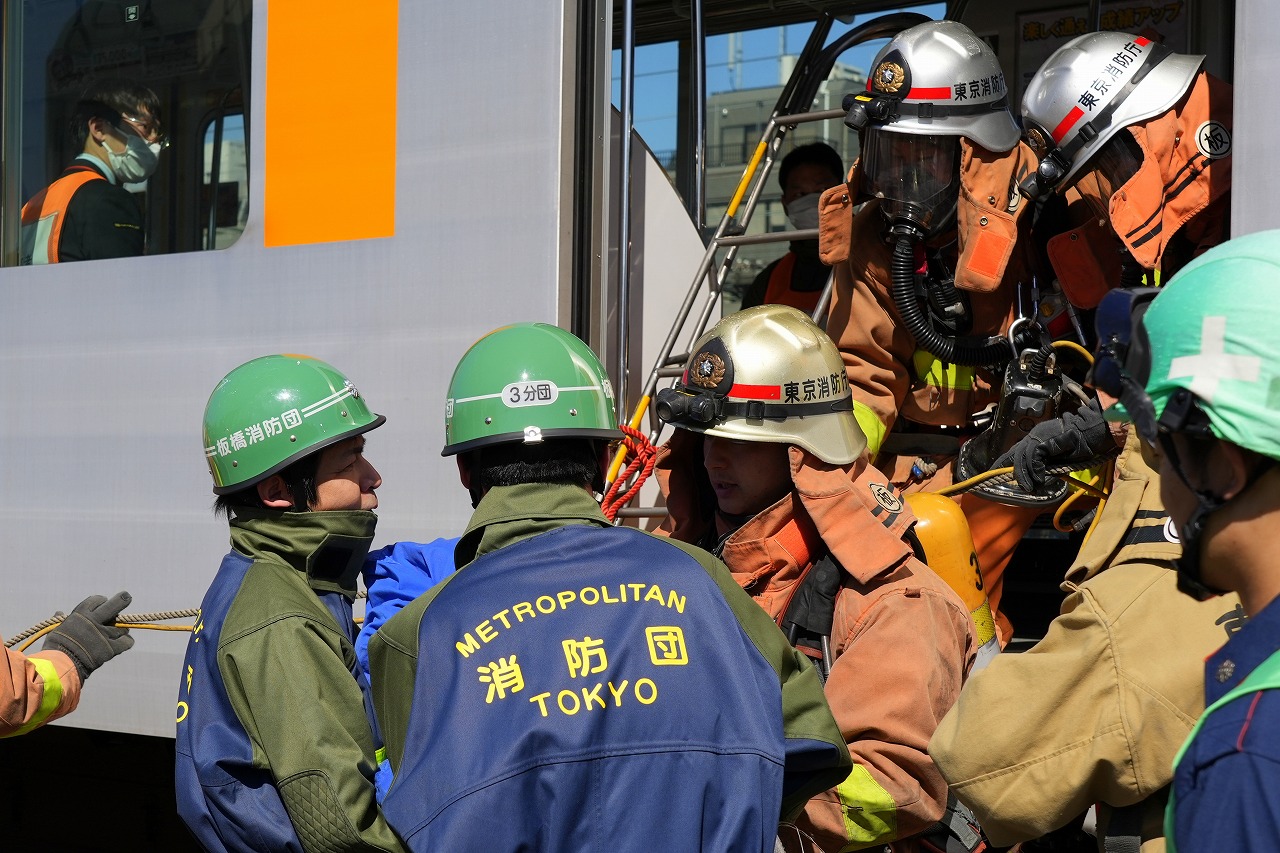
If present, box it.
[1171,593,1280,851]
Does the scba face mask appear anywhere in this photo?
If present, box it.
[106,130,162,184]
[860,128,960,235]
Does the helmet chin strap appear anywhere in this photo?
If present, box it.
[1172,459,1277,601]
[1173,494,1229,601]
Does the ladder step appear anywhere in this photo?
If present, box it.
[613,507,668,518]
[715,228,818,248]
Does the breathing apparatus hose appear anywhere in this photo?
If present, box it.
[889,232,1010,367]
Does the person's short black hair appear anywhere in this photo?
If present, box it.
[213,451,322,518]
[463,438,606,492]
[778,141,844,191]
[70,79,162,148]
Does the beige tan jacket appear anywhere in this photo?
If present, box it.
[928,432,1244,850]
[656,430,975,851]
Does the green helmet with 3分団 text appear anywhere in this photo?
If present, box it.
[443,323,623,456]
[203,354,385,494]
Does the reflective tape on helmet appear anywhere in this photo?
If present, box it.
[912,349,978,391]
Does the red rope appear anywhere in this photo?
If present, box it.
[601,425,658,521]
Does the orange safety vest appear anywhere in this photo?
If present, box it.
[20,167,105,265]
[761,252,823,315]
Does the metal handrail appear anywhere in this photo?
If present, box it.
[607,9,932,505]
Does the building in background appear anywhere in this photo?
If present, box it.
[677,61,866,310]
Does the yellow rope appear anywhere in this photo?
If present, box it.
[1052,467,1106,533]
[1080,459,1114,547]
[935,464,1109,500]
[15,624,59,653]
[933,466,1018,497]
[1052,339,1094,365]
[8,609,201,652]
[1062,476,1109,501]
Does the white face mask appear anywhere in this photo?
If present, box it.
[105,131,161,184]
[785,192,821,231]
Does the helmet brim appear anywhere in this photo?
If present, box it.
[211,413,386,495]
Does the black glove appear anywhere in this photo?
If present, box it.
[994,400,1117,493]
[42,591,135,681]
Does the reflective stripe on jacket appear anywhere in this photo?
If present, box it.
[20,168,104,265]
[1,645,81,737]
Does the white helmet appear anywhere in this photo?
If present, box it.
[844,20,1020,152]
[1020,31,1203,197]
[654,306,866,465]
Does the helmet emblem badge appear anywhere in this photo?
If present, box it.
[873,61,905,94]
[344,379,361,399]
[690,351,726,389]
[1025,126,1050,156]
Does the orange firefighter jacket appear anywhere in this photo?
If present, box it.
[819,140,1040,460]
[929,432,1243,851]
[1,644,81,737]
[655,430,976,851]
[1101,71,1231,273]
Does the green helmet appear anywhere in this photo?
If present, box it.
[443,323,622,456]
[1142,230,1280,460]
[203,354,385,494]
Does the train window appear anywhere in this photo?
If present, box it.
[202,113,248,250]
[2,0,251,266]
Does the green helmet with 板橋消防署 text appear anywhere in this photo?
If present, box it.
[442,323,623,456]
[203,354,385,494]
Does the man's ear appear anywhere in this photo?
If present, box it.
[598,442,613,478]
[1215,442,1259,502]
[86,117,110,146]
[256,474,295,509]
[456,455,472,490]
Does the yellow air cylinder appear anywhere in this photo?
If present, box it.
[904,492,1000,670]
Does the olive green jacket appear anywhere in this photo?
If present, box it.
[176,508,407,853]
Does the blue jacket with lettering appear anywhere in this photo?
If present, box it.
[175,508,407,853]
[368,483,850,852]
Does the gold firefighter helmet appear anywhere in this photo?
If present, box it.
[654,305,867,464]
